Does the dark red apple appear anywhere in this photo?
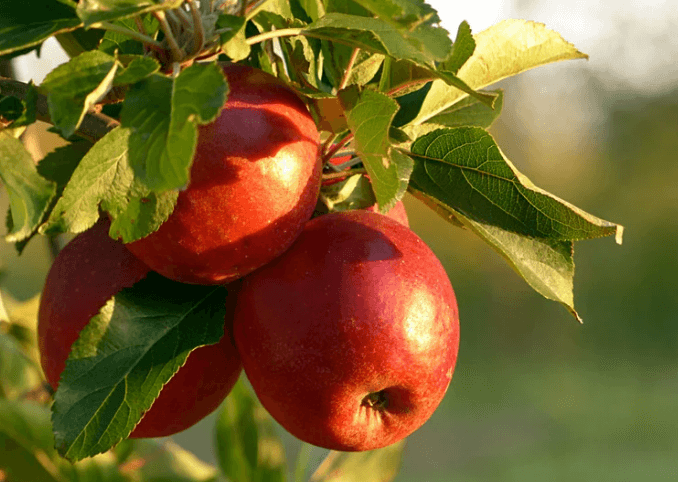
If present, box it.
[233,210,459,451]
[124,63,322,285]
[38,219,242,438]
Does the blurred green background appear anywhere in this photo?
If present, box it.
[3,1,677,480]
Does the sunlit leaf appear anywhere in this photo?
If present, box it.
[40,51,119,139]
[404,89,504,139]
[39,127,178,243]
[408,19,588,127]
[52,273,228,461]
[121,63,228,192]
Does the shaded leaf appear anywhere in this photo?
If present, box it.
[339,86,413,211]
[215,378,286,482]
[408,127,622,241]
[409,187,581,321]
[319,173,377,212]
[77,0,183,27]
[39,127,178,243]
[98,16,159,56]
[114,56,160,85]
[52,273,228,461]
[121,63,228,192]
[0,132,57,243]
[0,0,81,56]
[442,20,475,74]
[40,50,119,139]
[409,19,588,126]
[310,440,405,482]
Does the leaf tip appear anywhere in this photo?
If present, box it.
[615,225,624,245]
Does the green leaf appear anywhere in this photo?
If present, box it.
[310,440,405,482]
[121,63,228,192]
[351,0,452,59]
[39,127,178,242]
[339,86,413,211]
[0,401,63,482]
[40,51,119,139]
[319,173,377,212]
[77,0,183,27]
[442,20,475,74]
[405,89,504,139]
[0,0,82,56]
[217,15,251,62]
[409,187,581,321]
[52,273,228,461]
[0,132,57,243]
[408,19,589,127]
[98,16,159,56]
[215,379,287,482]
[0,81,39,129]
[114,56,161,85]
[56,26,107,57]
[304,13,495,107]
[408,127,622,241]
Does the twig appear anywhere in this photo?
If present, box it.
[186,0,205,55]
[154,10,185,62]
[338,48,360,90]
[246,28,303,46]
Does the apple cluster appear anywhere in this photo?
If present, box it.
[38,64,460,452]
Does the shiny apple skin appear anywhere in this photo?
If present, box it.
[234,210,459,451]
[124,64,322,285]
[38,219,243,438]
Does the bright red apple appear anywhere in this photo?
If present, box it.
[124,63,322,285]
[38,219,242,438]
[233,210,459,451]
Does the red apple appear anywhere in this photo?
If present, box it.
[367,200,409,227]
[233,210,459,451]
[38,219,242,438]
[124,63,322,285]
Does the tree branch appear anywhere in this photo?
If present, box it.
[0,77,119,143]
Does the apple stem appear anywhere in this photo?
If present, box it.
[322,168,367,181]
[322,133,355,164]
[155,10,186,63]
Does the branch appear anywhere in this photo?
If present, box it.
[0,77,120,143]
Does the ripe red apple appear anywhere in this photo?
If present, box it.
[38,219,242,438]
[366,200,409,227]
[233,210,459,451]
[124,63,322,285]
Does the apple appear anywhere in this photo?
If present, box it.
[124,63,322,285]
[38,219,242,438]
[366,200,409,227]
[233,210,459,451]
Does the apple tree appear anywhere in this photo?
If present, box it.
[0,0,622,480]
